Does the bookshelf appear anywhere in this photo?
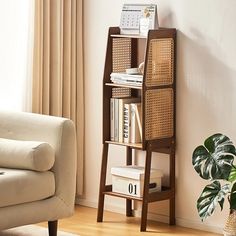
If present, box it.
[97,27,176,232]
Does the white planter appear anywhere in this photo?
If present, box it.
[223,210,236,236]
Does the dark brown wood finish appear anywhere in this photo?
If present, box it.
[103,27,120,143]
[48,221,58,236]
[172,30,177,226]
[169,144,176,225]
[97,144,109,222]
[104,190,143,201]
[126,147,133,217]
[142,28,176,150]
[131,38,138,68]
[140,147,152,231]
[148,187,174,203]
[173,29,177,142]
[97,27,177,232]
[103,185,174,202]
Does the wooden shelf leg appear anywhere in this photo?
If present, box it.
[169,144,176,225]
[97,143,109,222]
[126,147,133,217]
[140,148,152,231]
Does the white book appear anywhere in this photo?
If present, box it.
[130,103,141,143]
[110,98,115,141]
[123,104,130,143]
[110,73,143,82]
[118,97,141,143]
[135,103,142,140]
[114,99,119,142]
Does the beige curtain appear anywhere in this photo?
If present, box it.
[32,0,84,195]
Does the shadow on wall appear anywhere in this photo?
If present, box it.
[177,28,236,145]
[136,9,236,223]
[160,11,175,27]
[176,28,236,222]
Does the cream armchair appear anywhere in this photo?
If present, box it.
[0,111,77,236]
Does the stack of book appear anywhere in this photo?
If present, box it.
[110,97,142,143]
[110,73,143,86]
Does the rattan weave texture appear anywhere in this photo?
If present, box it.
[112,87,131,98]
[112,38,131,73]
[145,38,174,87]
[145,88,174,140]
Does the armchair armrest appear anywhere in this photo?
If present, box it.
[0,111,77,213]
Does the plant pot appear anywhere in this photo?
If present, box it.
[223,210,236,236]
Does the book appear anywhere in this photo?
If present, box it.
[118,97,141,142]
[130,103,142,143]
[123,104,130,143]
[110,97,141,143]
[114,98,119,142]
[110,98,115,141]
[110,72,143,86]
[135,103,142,140]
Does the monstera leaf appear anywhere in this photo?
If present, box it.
[192,134,236,180]
[230,182,236,210]
[197,181,230,221]
[228,166,236,183]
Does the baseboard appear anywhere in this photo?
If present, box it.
[76,198,223,234]
[77,198,125,215]
[133,209,223,234]
[176,217,223,234]
[133,209,169,224]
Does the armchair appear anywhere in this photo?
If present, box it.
[0,111,77,236]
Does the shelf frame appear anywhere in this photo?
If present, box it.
[98,27,177,232]
[105,141,142,150]
[97,142,176,231]
[105,82,142,90]
[103,185,173,202]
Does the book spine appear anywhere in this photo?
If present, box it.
[110,98,114,141]
[130,103,141,143]
[135,103,142,140]
[123,104,130,143]
[118,99,124,143]
[114,99,119,142]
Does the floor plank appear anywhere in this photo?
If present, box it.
[39,205,221,236]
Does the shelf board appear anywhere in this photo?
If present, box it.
[103,185,173,202]
[105,83,142,90]
[105,191,143,201]
[111,34,147,39]
[148,187,174,203]
[105,141,143,149]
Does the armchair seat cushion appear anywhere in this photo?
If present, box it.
[0,138,55,171]
[0,168,55,208]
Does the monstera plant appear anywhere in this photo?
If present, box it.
[192,133,236,222]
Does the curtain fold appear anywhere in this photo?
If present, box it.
[32,0,84,195]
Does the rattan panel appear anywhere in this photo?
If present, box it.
[145,88,173,140]
[112,87,131,98]
[112,38,131,72]
[145,38,174,87]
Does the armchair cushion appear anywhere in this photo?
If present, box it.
[0,138,55,171]
[0,168,55,208]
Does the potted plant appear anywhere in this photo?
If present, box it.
[192,133,236,236]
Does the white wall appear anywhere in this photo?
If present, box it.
[0,0,33,111]
[81,0,236,233]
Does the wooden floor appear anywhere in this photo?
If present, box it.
[40,206,221,236]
